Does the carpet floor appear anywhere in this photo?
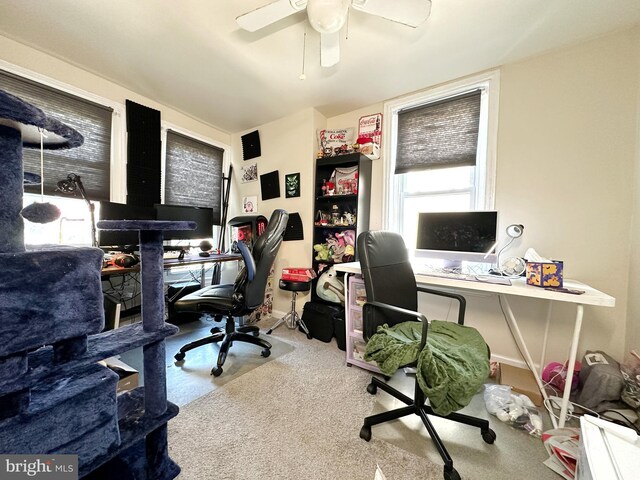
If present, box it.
[167,316,559,480]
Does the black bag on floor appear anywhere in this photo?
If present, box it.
[333,311,346,351]
[301,301,343,343]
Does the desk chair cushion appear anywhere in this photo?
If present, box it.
[174,284,235,314]
[365,320,490,416]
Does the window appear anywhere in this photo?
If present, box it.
[383,70,499,248]
[0,62,124,246]
[0,69,114,202]
[163,128,225,226]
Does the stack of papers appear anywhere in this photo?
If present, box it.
[542,428,580,480]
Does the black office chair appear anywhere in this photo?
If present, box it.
[357,230,496,480]
[173,209,288,376]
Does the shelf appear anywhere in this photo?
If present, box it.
[315,194,358,202]
[0,323,178,397]
[313,224,357,230]
[80,387,180,478]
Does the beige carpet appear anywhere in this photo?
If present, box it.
[167,317,557,480]
[168,321,445,479]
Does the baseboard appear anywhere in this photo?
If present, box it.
[490,354,536,371]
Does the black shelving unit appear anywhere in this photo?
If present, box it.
[311,153,372,303]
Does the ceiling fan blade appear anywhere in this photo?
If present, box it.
[320,32,340,67]
[351,0,432,28]
[236,0,308,32]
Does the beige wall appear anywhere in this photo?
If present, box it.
[3,27,639,364]
[322,27,640,365]
[627,30,640,354]
[230,108,326,313]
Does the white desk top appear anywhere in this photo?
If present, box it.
[334,262,615,308]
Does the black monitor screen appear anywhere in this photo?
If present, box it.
[154,204,214,240]
[98,201,156,249]
[416,211,498,254]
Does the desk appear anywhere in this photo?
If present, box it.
[102,252,241,319]
[334,262,615,428]
[102,252,241,278]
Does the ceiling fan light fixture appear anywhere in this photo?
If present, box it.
[307,0,349,34]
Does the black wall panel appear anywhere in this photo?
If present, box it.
[126,100,161,206]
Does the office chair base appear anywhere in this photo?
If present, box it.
[361,376,495,480]
[174,319,272,375]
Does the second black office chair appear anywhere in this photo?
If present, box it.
[357,230,496,480]
[173,209,288,376]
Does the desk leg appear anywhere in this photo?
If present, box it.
[499,294,555,426]
[540,301,553,377]
[557,304,583,428]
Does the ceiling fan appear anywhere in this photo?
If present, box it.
[236,0,432,67]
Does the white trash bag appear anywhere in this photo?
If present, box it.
[484,383,543,437]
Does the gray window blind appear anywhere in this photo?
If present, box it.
[0,69,113,201]
[164,130,223,225]
[395,90,481,174]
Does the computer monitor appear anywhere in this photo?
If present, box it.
[154,204,214,241]
[413,211,498,266]
[98,201,156,250]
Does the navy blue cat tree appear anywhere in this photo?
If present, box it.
[0,89,190,479]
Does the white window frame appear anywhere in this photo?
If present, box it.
[382,69,501,231]
[0,59,127,202]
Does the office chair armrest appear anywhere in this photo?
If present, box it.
[363,301,429,324]
[416,286,467,325]
[236,240,255,281]
[363,300,431,349]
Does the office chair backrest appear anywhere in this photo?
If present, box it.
[357,230,419,341]
[234,209,288,312]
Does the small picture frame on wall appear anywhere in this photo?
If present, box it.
[243,196,258,213]
[285,173,301,198]
[241,163,258,183]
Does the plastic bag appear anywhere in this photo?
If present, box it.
[484,384,543,437]
[620,350,640,411]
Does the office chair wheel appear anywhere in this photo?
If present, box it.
[252,330,259,337]
[366,383,378,395]
[210,327,222,334]
[359,425,372,442]
[482,428,497,444]
[174,352,185,361]
[443,467,460,480]
[211,366,223,377]
[261,348,271,358]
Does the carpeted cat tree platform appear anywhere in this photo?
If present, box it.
[0,89,194,479]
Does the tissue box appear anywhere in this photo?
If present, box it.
[526,261,563,288]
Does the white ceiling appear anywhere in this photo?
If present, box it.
[0,0,639,133]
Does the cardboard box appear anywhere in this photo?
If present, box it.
[101,357,139,394]
[526,261,563,288]
[498,363,543,406]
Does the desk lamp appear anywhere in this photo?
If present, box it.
[56,173,98,247]
[486,224,525,276]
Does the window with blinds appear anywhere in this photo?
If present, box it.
[164,130,224,225]
[395,90,481,174]
[385,72,499,242]
[0,69,113,202]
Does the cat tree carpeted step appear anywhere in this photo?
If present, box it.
[0,245,105,360]
[0,363,120,465]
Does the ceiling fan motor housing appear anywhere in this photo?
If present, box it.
[307,0,350,34]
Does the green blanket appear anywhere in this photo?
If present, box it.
[364,320,490,416]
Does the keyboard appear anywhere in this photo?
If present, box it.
[414,269,512,285]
